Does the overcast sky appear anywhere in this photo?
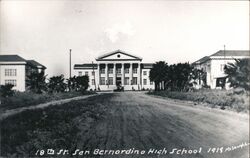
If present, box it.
[0,0,249,77]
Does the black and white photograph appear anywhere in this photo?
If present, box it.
[0,0,249,157]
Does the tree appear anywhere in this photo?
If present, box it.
[26,71,47,94]
[0,84,14,97]
[167,63,193,91]
[75,76,89,92]
[224,59,250,90]
[48,75,67,93]
[149,61,168,91]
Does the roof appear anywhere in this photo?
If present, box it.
[74,63,154,69]
[0,55,26,62]
[142,63,154,69]
[193,50,250,65]
[74,63,97,69]
[27,60,46,69]
[96,50,142,60]
[211,50,250,57]
[193,56,210,65]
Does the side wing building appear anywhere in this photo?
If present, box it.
[74,50,154,91]
[193,50,250,89]
[0,55,46,91]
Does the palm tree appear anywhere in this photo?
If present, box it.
[48,75,66,93]
[26,71,47,93]
[224,59,250,90]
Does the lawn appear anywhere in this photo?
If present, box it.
[148,89,249,112]
[0,91,95,111]
[0,94,109,157]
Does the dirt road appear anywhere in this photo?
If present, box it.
[74,92,249,158]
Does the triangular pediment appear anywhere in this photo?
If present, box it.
[96,50,142,61]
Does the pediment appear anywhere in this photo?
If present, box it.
[96,50,142,61]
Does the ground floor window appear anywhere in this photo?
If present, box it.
[132,77,137,85]
[108,77,113,85]
[92,79,95,85]
[100,77,105,85]
[78,71,82,76]
[216,77,226,88]
[5,79,17,86]
[143,79,147,85]
[124,77,129,85]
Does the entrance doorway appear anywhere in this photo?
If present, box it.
[116,77,121,86]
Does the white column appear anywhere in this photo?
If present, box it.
[113,63,116,85]
[105,63,108,85]
[138,63,141,88]
[97,63,100,88]
[129,63,133,85]
[121,63,124,85]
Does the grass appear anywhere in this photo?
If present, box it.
[148,89,249,113]
[0,91,96,111]
[0,94,109,157]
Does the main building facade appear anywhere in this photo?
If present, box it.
[74,50,154,91]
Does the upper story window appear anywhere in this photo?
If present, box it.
[100,68,105,74]
[220,64,225,72]
[92,71,95,76]
[143,71,147,75]
[85,71,89,76]
[5,69,17,76]
[133,68,137,74]
[117,68,121,74]
[125,68,129,74]
[108,68,113,74]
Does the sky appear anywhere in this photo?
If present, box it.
[0,0,249,77]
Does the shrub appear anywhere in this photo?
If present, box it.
[0,84,14,97]
[148,89,249,112]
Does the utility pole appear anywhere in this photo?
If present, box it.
[69,49,72,79]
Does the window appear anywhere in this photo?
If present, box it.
[108,68,113,74]
[117,68,121,74]
[5,80,17,86]
[150,81,153,85]
[132,77,137,85]
[100,68,105,74]
[108,77,113,85]
[85,71,89,76]
[143,71,147,75]
[92,79,95,85]
[100,77,105,85]
[220,64,225,72]
[124,77,129,85]
[133,68,137,74]
[143,79,147,85]
[78,71,82,76]
[5,69,17,76]
[92,71,95,76]
[125,68,129,74]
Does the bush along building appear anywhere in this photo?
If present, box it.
[74,50,154,91]
[0,55,46,91]
[193,50,250,89]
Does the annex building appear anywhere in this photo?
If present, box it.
[193,50,250,89]
[74,50,154,91]
[0,55,46,91]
